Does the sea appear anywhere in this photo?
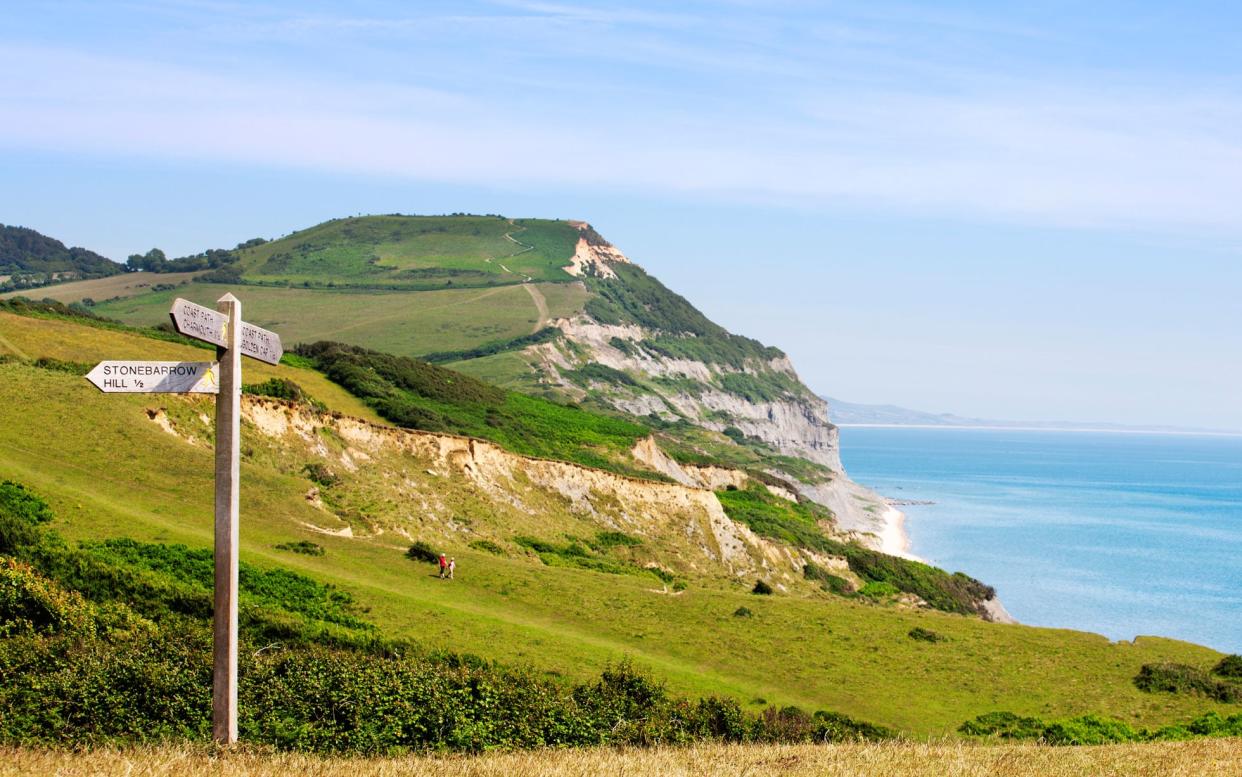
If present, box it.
[837,427,1242,654]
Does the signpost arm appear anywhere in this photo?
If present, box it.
[212,293,241,744]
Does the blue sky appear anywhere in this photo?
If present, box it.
[2,1,1240,429]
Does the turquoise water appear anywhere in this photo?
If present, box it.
[838,428,1242,653]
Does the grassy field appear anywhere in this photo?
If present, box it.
[92,281,588,359]
[231,215,582,287]
[0,333,1237,736]
[4,739,1241,777]
[0,310,381,423]
[0,270,201,303]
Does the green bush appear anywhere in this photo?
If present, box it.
[1212,654,1242,679]
[733,607,753,618]
[959,711,1053,740]
[302,462,340,487]
[803,562,852,595]
[468,539,505,556]
[421,326,560,364]
[857,581,900,600]
[907,627,946,643]
[244,378,323,410]
[962,709,1242,745]
[591,531,642,550]
[562,363,639,388]
[0,480,54,554]
[274,541,325,557]
[1042,715,1141,745]
[1134,663,1241,703]
[0,558,92,637]
[752,580,773,595]
[33,356,91,375]
[406,542,439,564]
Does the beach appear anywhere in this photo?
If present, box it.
[877,503,920,560]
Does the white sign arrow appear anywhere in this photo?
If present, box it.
[169,298,283,364]
[86,361,220,393]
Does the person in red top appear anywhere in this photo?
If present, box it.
[438,553,448,579]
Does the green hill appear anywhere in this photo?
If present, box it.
[2,307,1239,744]
[0,225,122,292]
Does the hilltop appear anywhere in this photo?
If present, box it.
[0,224,122,292]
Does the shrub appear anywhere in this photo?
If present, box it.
[591,531,642,550]
[244,377,320,409]
[752,706,814,743]
[812,710,896,742]
[751,580,773,595]
[0,558,92,637]
[302,462,340,487]
[1134,663,1241,703]
[406,542,439,564]
[733,606,753,618]
[803,562,852,595]
[959,711,1053,740]
[1043,715,1141,745]
[274,541,325,557]
[0,480,54,554]
[1212,654,1242,679]
[907,627,946,643]
[33,357,91,375]
[468,539,505,556]
[857,581,900,600]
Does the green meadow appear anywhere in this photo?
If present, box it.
[92,282,588,359]
[1,312,1238,737]
[232,215,582,287]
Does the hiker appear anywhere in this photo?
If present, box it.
[438,553,448,579]
[448,557,456,580]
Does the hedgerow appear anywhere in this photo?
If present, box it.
[960,709,1242,744]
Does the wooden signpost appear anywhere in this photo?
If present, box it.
[86,294,282,745]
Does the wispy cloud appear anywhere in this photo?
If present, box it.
[3,1,1241,235]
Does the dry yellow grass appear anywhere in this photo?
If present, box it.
[3,740,1240,777]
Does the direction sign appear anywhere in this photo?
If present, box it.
[86,361,220,393]
[91,293,281,744]
[170,297,283,365]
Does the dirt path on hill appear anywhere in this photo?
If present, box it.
[523,283,549,333]
[500,226,535,281]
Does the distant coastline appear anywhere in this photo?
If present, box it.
[837,423,1242,437]
[825,396,1241,437]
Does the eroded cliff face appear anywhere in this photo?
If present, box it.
[147,396,855,591]
[522,236,890,542]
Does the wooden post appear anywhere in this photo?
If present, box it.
[212,293,241,744]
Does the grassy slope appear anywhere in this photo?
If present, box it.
[8,740,1242,777]
[0,270,203,302]
[93,282,588,359]
[234,215,580,287]
[0,310,381,424]
[1,316,1238,736]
